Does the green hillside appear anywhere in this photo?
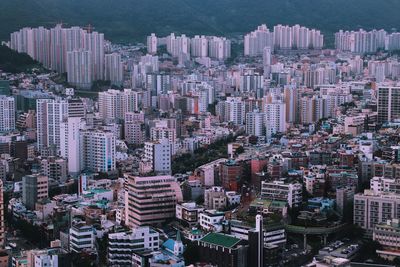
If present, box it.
[1,0,399,45]
[0,45,41,73]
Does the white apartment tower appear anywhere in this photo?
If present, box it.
[191,35,208,57]
[66,49,93,89]
[105,53,123,86]
[0,95,15,132]
[244,24,274,56]
[36,98,68,152]
[225,97,245,125]
[246,110,266,137]
[144,139,172,174]
[377,86,400,123]
[208,37,231,60]
[98,89,139,121]
[80,130,116,173]
[147,33,158,54]
[265,97,286,138]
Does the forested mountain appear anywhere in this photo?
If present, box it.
[1,0,400,45]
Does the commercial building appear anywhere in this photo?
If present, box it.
[204,186,227,210]
[125,175,183,227]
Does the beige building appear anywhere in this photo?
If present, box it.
[373,219,400,261]
[125,174,183,227]
[22,174,49,210]
[354,190,400,232]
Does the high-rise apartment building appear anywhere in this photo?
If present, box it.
[33,27,51,69]
[36,98,68,152]
[60,118,87,175]
[85,31,105,81]
[244,24,274,56]
[167,33,190,57]
[283,85,298,124]
[66,49,93,89]
[40,157,68,182]
[335,29,387,54]
[208,37,231,60]
[377,86,400,123]
[146,73,171,107]
[265,97,286,138]
[150,126,176,148]
[272,24,323,50]
[147,33,158,54]
[79,130,116,173]
[10,25,105,88]
[124,112,145,145]
[105,53,123,86]
[191,35,208,57]
[0,95,15,132]
[144,139,172,174]
[246,110,266,137]
[98,89,139,121]
[225,97,245,125]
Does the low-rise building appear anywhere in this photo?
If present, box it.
[199,209,224,232]
[204,186,227,210]
[69,222,94,253]
[261,180,302,207]
[373,219,400,260]
[175,202,204,226]
[195,233,248,267]
[108,227,159,266]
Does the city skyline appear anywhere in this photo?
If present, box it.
[2,3,400,267]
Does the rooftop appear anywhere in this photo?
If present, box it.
[200,233,241,248]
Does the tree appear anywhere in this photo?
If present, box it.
[96,235,109,265]
[235,146,244,155]
[195,195,204,205]
[0,45,42,73]
[183,241,200,265]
